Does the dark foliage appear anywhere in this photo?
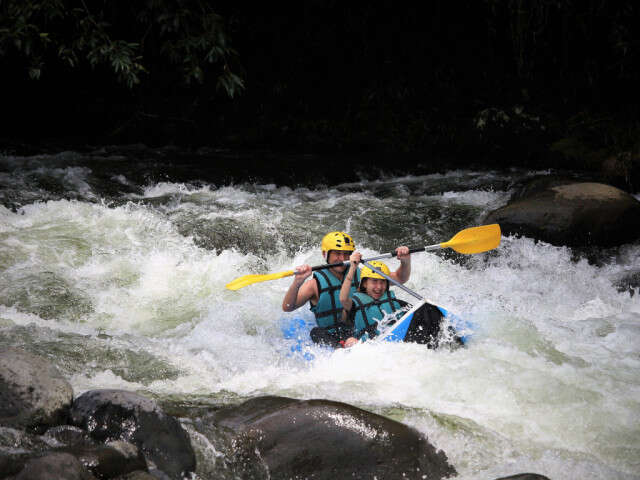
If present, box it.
[2,1,639,170]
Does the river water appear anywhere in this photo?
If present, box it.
[1,148,639,479]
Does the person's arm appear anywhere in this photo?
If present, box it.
[390,245,411,284]
[340,252,361,348]
[340,251,361,312]
[282,265,317,311]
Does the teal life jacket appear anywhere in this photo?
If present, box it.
[350,290,406,340]
[310,266,360,331]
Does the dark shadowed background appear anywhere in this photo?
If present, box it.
[2,1,639,184]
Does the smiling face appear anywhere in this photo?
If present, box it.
[362,278,387,300]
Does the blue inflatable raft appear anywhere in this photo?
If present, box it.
[280,299,474,360]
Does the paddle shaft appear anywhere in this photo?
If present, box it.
[309,244,440,273]
[226,224,500,290]
[361,261,424,301]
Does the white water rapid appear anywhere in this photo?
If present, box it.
[1,151,639,479]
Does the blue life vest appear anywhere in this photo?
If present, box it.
[351,290,405,340]
[310,266,360,331]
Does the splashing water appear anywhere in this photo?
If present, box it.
[1,151,639,479]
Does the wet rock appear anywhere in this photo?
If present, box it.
[58,441,147,479]
[1,440,146,480]
[0,425,57,452]
[0,427,55,477]
[1,415,144,479]
[43,425,94,447]
[212,395,456,480]
[0,451,30,479]
[0,347,73,433]
[114,472,157,480]
[5,451,96,480]
[508,175,576,202]
[484,180,640,247]
[70,389,195,480]
[495,474,551,480]
[614,270,640,297]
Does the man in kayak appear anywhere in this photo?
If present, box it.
[282,231,411,347]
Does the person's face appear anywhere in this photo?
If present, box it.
[363,278,387,299]
[327,250,351,272]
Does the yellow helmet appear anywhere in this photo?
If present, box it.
[321,231,355,254]
[360,261,391,280]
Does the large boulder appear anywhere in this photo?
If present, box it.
[212,395,456,480]
[70,389,195,480]
[484,179,640,247]
[5,451,96,480]
[0,348,73,433]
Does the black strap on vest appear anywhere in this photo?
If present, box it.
[314,270,342,322]
[313,269,359,325]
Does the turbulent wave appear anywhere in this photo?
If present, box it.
[1,151,639,479]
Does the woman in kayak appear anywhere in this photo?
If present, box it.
[339,252,409,346]
[340,251,457,347]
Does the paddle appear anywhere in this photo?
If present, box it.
[361,260,423,301]
[225,223,501,291]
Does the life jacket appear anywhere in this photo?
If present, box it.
[310,266,360,331]
[350,290,406,340]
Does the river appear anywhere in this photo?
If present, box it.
[1,147,639,479]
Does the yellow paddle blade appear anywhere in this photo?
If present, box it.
[225,270,295,291]
[440,224,501,254]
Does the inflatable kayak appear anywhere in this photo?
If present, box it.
[280,316,318,361]
[280,299,473,359]
[375,299,473,345]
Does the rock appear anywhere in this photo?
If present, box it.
[484,180,640,247]
[0,426,61,477]
[43,425,94,447]
[495,474,551,480]
[115,472,157,480]
[6,451,96,480]
[212,395,456,480]
[0,450,30,479]
[0,347,73,433]
[70,389,195,480]
[508,175,576,202]
[1,427,145,479]
[58,441,147,479]
[616,270,640,297]
[0,425,56,452]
